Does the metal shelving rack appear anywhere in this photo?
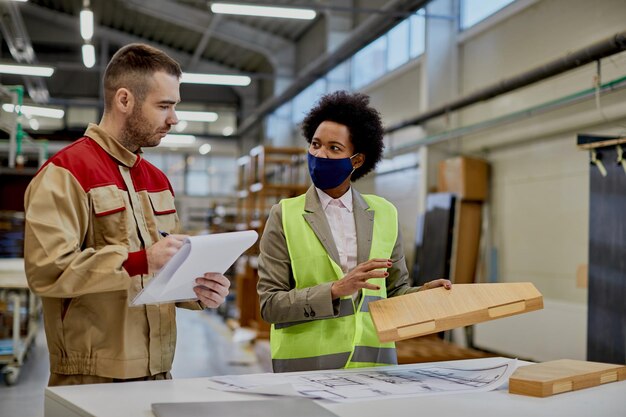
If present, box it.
[235,145,309,337]
[0,84,48,172]
[0,84,43,385]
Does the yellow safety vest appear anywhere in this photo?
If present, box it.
[271,193,398,372]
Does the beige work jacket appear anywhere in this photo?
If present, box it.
[24,124,201,379]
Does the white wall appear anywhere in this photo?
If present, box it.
[359,62,424,270]
[487,133,589,303]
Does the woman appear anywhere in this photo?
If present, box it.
[257,91,451,373]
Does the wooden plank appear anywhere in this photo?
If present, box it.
[576,134,626,150]
[509,359,626,397]
[449,201,482,284]
[369,283,543,343]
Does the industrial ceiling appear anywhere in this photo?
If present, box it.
[0,0,428,142]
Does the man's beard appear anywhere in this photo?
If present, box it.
[120,106,164,151]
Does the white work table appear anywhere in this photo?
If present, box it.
[44,357,626,417]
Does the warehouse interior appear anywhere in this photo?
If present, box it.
[1,0,625,416]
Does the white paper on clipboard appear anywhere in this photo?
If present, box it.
[131,230,258,306]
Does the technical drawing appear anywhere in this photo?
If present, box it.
[209,358,518,403]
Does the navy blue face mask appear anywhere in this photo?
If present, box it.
[307,152,358,190]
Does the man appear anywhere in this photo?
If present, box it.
[24,43,230,386]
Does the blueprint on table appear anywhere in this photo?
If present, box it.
[207,358,518,403]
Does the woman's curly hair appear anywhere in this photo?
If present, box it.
[301,90,384,181]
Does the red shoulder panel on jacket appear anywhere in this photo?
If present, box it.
[133,156,175,196]
[39,137,174,195]
[40,137,126,192]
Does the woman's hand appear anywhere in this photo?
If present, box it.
[330,258,392,299]
[418,278,452,291]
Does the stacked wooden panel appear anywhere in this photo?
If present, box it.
[509,359,626,397]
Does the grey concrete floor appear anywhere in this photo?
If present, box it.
[0,308,271,417]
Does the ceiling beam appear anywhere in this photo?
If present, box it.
[124,0,295,72]
[0,1,50,103]
[20,2,247,77]
[17,2,259,111]
[188,14,222,70]
[237,0,431,135]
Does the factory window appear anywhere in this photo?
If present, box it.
[387,19,410,71]
[263,8,425,144]
[351,36,387,89]
[266,101,294,146]
[185,155,237,197]
[326,60,351,93]
[143,153,185,195]
[460,0,516,29]
[409,13,426,58]
[292,78,327,124]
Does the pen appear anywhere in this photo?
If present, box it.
[159,230,169,237]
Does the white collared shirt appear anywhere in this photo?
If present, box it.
[315,187,357,275]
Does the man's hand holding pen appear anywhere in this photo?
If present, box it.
[148,230,230,308]
[147,233,187,274]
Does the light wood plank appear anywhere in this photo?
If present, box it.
[509,359,626,397]
[369,283,543,342]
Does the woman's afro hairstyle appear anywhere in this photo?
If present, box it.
[301,90,384,181]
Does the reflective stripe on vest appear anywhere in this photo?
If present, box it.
[270,193,398,372]
[275,298,355,329]
[272,346,398,373]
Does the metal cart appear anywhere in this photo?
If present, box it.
[0,258,40,385]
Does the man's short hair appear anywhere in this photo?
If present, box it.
[103,43,182,111]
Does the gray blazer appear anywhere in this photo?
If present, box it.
[257,186,417,324]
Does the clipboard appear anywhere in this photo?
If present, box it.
[131,230,258,305]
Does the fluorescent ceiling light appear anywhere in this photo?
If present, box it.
[28,118,40,131]
[160,134,196,146]
[211,2,316,20]
[174,120,188,132]
[80,9,94,40]
[181,72,251,86]
[176,110,218,122]
[82,44,96,68]
[2,103,65,119]
[222,126,234,136]
[0,64,54,77]
[199,144,212,155]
